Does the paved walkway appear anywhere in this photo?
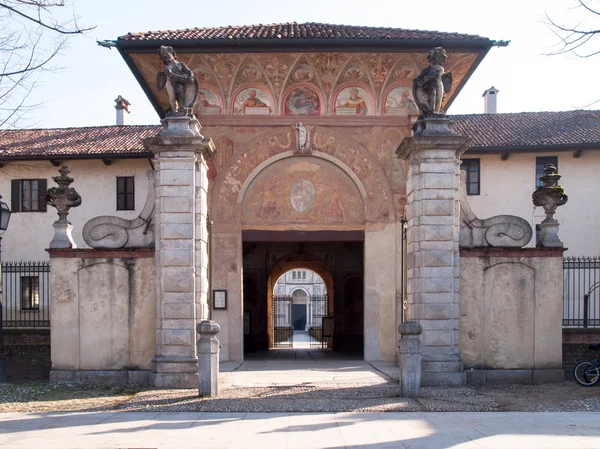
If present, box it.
[0,411,599,448]
[292,330,318,349]
[220,349,395,388]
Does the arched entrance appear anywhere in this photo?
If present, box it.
[211,128,399,363]
[271,266,330,349]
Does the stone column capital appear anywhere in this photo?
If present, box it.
[396,134,471,161]
[144,135,215,161]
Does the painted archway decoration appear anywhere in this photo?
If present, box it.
[211,127,394,224]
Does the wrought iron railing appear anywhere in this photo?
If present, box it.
[1,261,50,328]
[563,256,600,328]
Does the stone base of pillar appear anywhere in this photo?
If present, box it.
[49,221,76,249]
[539,220,563,247]
[421,355,465,386]
[151,355,198,388]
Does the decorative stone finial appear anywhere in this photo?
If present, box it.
[46,166,82,248]
[532,164,568,247]
[156,45,199,116]
[114,95,130,113]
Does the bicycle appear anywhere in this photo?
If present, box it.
[573,344,600,386]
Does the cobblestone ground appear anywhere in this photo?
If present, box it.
[2,381,600,413]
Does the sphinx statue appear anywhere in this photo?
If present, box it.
[459,170,533,248]
[413,47,453,117]
[157,45,199,115]
[82,170,155,249]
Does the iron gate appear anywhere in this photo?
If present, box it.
[272,295,293,347]
[309,294,329,348]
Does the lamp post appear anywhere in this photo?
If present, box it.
[0,194,12,382]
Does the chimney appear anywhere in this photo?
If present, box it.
[115,95,131,125]
[482,86,498,114]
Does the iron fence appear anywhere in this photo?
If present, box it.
[272,295,293,347]
[563,256,600,328]
[1,261,50,328]
[309,295,329,348]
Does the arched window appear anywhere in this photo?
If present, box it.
[302,271,306,279]
[292,271,296,280]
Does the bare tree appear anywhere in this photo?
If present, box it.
[546,0,600,57]
[0,1,93,128]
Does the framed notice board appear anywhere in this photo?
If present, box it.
[213,290,227,310]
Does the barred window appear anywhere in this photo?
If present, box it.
[11,179,47,212]
[117,176,135,210]
[461,159,480,196]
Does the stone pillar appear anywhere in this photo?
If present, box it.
[396,117,470,386]
[197,320,220,396]
[144,115,214,388]
[398,320,423,397]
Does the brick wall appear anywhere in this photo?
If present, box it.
[563,329,600,380]
[3,330,51,380]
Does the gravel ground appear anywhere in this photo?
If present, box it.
[2,381,600,413]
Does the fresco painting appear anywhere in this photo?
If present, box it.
[284,86,321,115]
[242,158,364,224]
[334,86,371,116]
[233,88,272,115]
[194,88,221,115]
[385,86,418,115]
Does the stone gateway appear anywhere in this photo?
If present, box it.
[44,23,564,390]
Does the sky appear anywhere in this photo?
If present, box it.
[13,0,600,128]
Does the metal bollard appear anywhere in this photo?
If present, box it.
[398,320,423,398]
[197,320,220,397]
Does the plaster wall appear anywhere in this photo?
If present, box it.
[459,251,563,375]
[0,159,151,261]
[463,151,600,255]
[49,253,156,376]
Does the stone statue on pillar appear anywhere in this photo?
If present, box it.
[412,47,455,136]
[46,166,82,248]
[157,45,199,116]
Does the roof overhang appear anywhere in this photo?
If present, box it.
[115,33,498,119]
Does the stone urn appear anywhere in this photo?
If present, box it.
[532,164,568,247]
[46,166,82,248]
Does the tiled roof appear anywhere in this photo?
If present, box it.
[0,125,159,159]
[118,22,488,43]
[1,110,599,160]
[453,110,600,149]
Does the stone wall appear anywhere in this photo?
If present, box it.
[4,330,50,379]
[48,249,156,385]
[460,248,564,384]
[563,328,600,380]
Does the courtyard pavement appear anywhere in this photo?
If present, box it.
[0,411,599,448]
[219,347,396,388]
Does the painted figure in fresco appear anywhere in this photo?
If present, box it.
[285,88,320,115]
[412,47,453,117]
[197,91,215,108]
[156,46,199,114]
[336,88,367,115]
[398,90,418,114]
[242,90,269,112]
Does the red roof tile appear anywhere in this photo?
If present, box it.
[0,125,159,159]
[118,22,489,43]
[453,110,600,149]
[1,111,599,160]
